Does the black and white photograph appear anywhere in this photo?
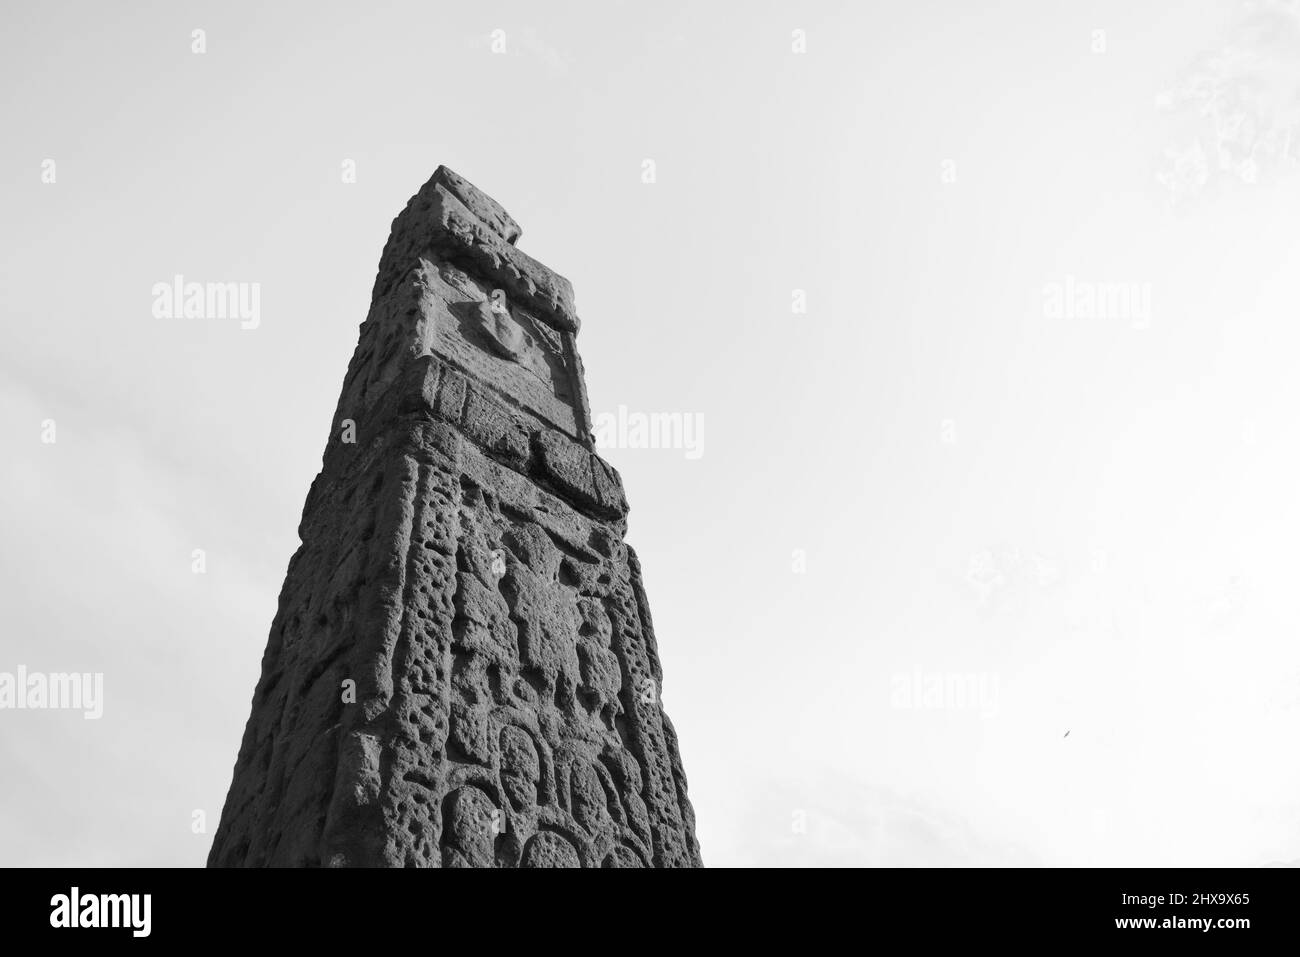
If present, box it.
[1,0,1295,941]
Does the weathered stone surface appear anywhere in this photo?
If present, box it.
[372,166,579,336]
[208,167,700,868]
[431,166,522,246]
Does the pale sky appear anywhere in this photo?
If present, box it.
[2,0,1299,867]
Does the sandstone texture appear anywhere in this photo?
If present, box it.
[208,167,701,868]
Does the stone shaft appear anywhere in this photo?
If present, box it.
[208,167,701,868]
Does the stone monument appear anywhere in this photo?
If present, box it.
[208,167,701,868]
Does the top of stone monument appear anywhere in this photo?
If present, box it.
[374,165,579,335]
[429,165,522,246]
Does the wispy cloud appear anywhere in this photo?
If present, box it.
[1156,0,1300,202]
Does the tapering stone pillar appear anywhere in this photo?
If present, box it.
[208,167,701,868]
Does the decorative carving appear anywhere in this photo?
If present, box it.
[442,786,498,868]
[602,844,646,868]
[499,725,541,813]
[473,295,552,384]
[521,831,580,868]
